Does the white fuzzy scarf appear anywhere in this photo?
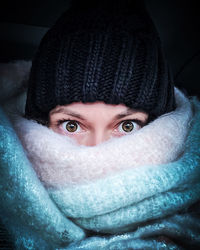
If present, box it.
[1,61,200,249]
[12,88,192,187]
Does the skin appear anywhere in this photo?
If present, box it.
[49,101,149,146]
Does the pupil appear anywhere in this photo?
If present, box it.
[66,121,77,132]
[122,121,133,132]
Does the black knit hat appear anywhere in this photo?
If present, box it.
[25,0,175,124]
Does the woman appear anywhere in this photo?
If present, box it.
[0,0,200,249]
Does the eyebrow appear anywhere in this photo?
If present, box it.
[50,107,138,121]
[50,108,87,120]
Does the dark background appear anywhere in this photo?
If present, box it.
[0,0,200,97]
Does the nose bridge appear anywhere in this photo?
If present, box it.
[88,129,110,146]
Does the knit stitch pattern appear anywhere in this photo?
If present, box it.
[25,1,175,123]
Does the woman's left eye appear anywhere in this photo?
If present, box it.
[118,120,141,133]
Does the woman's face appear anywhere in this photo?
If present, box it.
[49,102,149,146]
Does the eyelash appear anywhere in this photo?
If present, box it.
[56,118,144,130]
[56,118,74,126]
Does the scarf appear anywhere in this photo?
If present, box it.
[0,81,200,249]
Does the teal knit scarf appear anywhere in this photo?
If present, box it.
[0,92,200,249]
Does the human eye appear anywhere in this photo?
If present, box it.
[57,119,81,133]
[117,120,141,134]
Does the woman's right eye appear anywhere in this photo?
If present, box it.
[61,121,81,133]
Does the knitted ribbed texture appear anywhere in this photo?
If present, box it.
[25,0,175,123]
[1,93,200,249]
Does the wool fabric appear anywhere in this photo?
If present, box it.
[0,60,200,249]
[0,93,200,249]
[13,88,192,186]
[25,0,175,124]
